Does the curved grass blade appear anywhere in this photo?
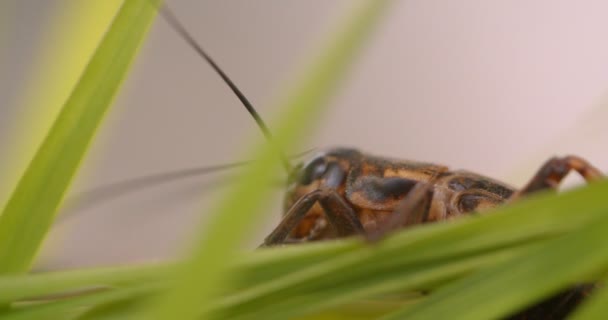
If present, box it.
[1,180,607,318]
[568,273,608,320]
[0,1,123,207]
[226,244,540,320]
[209,180,608,318]
[0,0,161,274]
[0,265,168,304]
[1,180,606,318]
[143,1,391,320]
[77,297,145,320]
[1,285,153,320]
[379,207,608,320]
[0,239,354,305]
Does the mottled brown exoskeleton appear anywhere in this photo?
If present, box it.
[261,148,602,320]
[263,148,603,245]
[149,3,604,319]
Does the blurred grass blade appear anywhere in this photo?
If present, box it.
[0,240,353,305]
[0,180,606,318]
[0,1,123,208]
[226,244,539,320]
[0,181,607,318]
[0,265,168,304]
[144,1,391,320]
[0,0,161,274]
[568,274,608,320]
[78,297,145,320]
[1,285,152,320]
[210,180,608,318]
[379,210,608,320]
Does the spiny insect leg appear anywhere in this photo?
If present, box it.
[262,189,364,247]
[507,156,602,319]
[366,182,434,242]
[511,155,604,199]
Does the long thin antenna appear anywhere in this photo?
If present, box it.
[58,161,248,223]
[156,2,292,173]
[56,148,315,224]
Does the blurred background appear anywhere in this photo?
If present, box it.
[1,0,607,269]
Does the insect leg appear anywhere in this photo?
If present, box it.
[506,156,601,319]
[511,155,604,199]
[262,189,364,246]
[366,182,434,242]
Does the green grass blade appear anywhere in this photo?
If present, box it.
[0,1,124,208]
[0,265,167,304]
[379,208,608,320]
[227,244,540,320]
[568,274,608,320]
[0,0,161,274]
[1,285,153,320]
[1,180,606,318]
[143,1,391,320]
[294,299,419,320]
[209,180,608,316]
[77,297,145,320]
[2,181,607,318]
[0,241,354,305]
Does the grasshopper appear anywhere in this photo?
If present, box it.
[70,3,604,319]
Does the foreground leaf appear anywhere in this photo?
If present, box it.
[2,181,608,319]
[143,1,391,320]
[568,273,608,320]
[211,180,608,318]
[0,0,161,274]
[380,202,608,320]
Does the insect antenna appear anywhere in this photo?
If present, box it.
[58,161,249,223]
[57,148,315,224]
[155,2,293,173]
[56,2,320,224]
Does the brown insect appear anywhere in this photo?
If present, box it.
[263,149,603,246]
[262,148,601,320]
[70,3,603,319]
[156,3,603,317]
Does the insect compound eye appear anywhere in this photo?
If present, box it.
[299,156,328,185]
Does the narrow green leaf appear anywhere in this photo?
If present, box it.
[380,208,608,320]
[144,1,391,320]
[568,274,608,320]
[0,240,354,305]
[0,0,161,274]
[2,181,607,319]
[1,180,607,318]
[0,1,124,208]
[1,285,152,320]
[0,265,167,304]
[211,180,608,317]
[227,244,540,320]
[77,297,144,320]
[294,298,418,320]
